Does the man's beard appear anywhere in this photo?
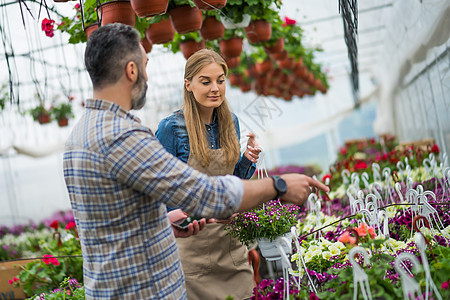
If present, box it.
[131,66,148,110]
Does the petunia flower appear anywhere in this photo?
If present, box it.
[65,221,76,230]
[338,231,357,245]
[43,254,60,266]
[49,220,59,230]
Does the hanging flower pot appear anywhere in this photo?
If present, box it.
[37,112,51,124]
[180,39,206,59]
[99,0,135,27]
[240,82,252,92]
[255,59,273,74]
[193,0,227,10]
[264,38,284,54]
[228,73,243,87]
[193,0,226,10]
[200,16,225,41]
[141,37,153,53]
[146,19,175,44]
[245,20,272,44]
[168,5,203,34]
[225,56,240,69]
[257,232,292,261]
[57,117,69,127]
[130,0,169,18]
[85,23,98,40]
[277,57,295,70]
[219,37,243,58]
[294,65,307,78]
[270,50,287,61]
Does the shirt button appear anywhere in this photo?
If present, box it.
[211,144,214,147]
[207,127,211,131]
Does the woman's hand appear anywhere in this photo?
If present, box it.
[244,133,261,164]
[167,209,207,238]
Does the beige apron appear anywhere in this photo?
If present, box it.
[177,149,254,300]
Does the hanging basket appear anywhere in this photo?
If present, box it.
[180,40,206,59]
[277,57,295,70]
[99,0,135,27]
[168,5,203,34]
[37,112,51,125]
[264,37,284,54]
[257,232,292,261]
[84,23,98,40]
[245,20,272,44]
[141,37,153,53]
[193,0,226,10]
[145,19,175,44]
[220,14,251,29]
[219,37,243,58]
[255,59,273,73]
[228,73,243,86]
[130,0,169,18]
[57,118,69,127]
[200,16,225,41]
[225,56,240,69]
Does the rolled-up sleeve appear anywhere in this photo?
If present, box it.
[105,129,243,219]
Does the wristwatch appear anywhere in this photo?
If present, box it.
[270,175,287,199]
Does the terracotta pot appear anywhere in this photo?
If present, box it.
[294,65,307,78]
[37,113,51,124]
[240,82,252,92]
[58,118,69,127]
[255,59,273,73]
[277,57,295,70]
[141,37,153,53]
[245,20,272,44]
[99,0,135,27]
[130,0,169,17]
[146,19,175,44]
[245,64,257,79]
[219,37,243,58]
[256,74,267,86]
[85,23,98,40]
[193,0,226,10]
[225,57,240,69]
[200,16,225,41]
[228,73,243,86]
[264,38,284,54]
[180,39,206,59]
[270,50,287,61]
[168,5,203,34]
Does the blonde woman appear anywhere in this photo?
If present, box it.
[156,48,261,300]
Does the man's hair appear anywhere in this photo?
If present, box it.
[84,23,142,89]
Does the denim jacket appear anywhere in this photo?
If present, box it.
[155,110,255,179]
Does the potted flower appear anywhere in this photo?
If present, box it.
[51,99,75,127]
[145,14,175,44]
[57,2,98,44]
[199,10,225,41]
[225,199,300,259]
[219,28,244,58]
[29,93,51,125]
[167,0,203,34]
[164,31,205,59]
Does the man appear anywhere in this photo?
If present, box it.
[63,23,328,299]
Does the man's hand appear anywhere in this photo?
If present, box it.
[209,213,238,224]
[279,174,329,206]
[167,209,207,238]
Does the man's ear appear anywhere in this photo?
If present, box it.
[185,79,191,92]
[125,61,138,82]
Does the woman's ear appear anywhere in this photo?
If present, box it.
[184,79,191,92]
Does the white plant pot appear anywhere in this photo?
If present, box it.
[257,232,292,261]
[220,14,251,29]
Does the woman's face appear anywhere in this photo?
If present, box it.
[185,62,226,110]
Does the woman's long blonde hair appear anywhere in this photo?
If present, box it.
[182,49,240,167]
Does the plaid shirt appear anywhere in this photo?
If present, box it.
[63,99,243,299]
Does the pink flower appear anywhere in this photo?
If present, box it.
[65,221,76,230]
[441,281,449,290]
[431,144,439,154]
[338,231,356,245]
[74,3,80,10]
[355,223,376,239]
[310,292,320,300]
[354,161,368,170]
[283,16,296,26]
[41,18,55,38]
[8,279,13,285]
[43,254,60,266]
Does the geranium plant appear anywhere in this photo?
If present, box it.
[50,96,75,126]
[225,199,301,246]
[25,277,85,300]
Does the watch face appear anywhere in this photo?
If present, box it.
[277,178,287,193]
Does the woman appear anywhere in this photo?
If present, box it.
[155,48,261,300]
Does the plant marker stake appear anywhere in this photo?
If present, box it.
[414,232,442,300]
[276,236,293,300]
[394,252,423,300]
[397,161,405,182]
[361,172,370,190]
[394,182,408,216]
[291,227,318,294]
[383,167,391,205]
[348,246,373,300]
[342,169,350,185]
[372,163,381,183]
[420,191,448,238]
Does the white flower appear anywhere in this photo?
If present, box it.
[322,251,332,260]
[328,245,341,256]
[308,245,320,253]
[304,251,313,263]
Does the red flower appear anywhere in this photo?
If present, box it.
[441,281,449,290]
[282,16,296,27]
[354,161,368,170]
[49,220,59,230]
[310,292,319,300]
[43,254,60,266]
[339,147,348,155]
[65,221,76,230]
[431,144,439,154]
[41,18,55,38]
[74,3,80,10]
[322,173,331,182]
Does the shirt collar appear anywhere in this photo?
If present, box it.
[85,99,142,123]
